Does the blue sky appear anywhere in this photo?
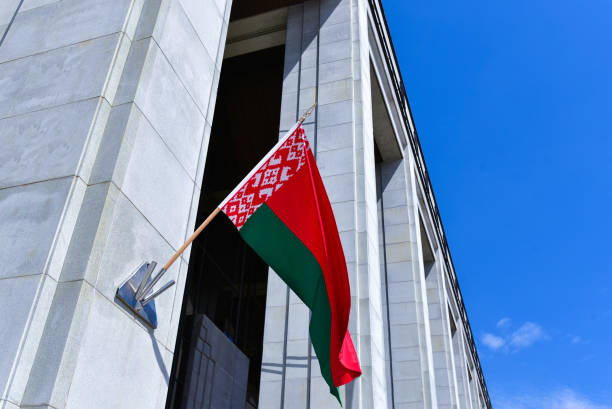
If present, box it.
[384,0,612,407]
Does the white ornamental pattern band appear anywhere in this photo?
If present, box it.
[221,127,309,230]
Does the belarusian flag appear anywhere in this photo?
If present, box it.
[219,124,361,401]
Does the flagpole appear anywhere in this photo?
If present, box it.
[161,103,317,272]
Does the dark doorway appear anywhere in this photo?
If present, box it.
[165,45,285,409]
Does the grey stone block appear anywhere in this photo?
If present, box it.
[0,98,99,189]
[392,347,422,363]
[155,0,215,113]
[279,91,299,128]
[300,47,318,70]
[331,200,355,232]
[113,106,194,249]
[318,78,353,105]
[0,275,42,396]
[2,272,58,406]
[88,103,133,184]
[0,178,72,280]
[0,32,120,119]
[317,147,354,177]
[320,173,355,203]
[114,38,150,105]
[428,304,442,320]
[287,303,310,341]
[339,230,356,263]
[317,122,354,151]
[83,184,179,344]
[178,0,224,62]
[430,335,447,352]
[319,21,350,45]
[318,58,352,86]
[63,292,169,409]
[21,279,93,408]
[260,342,283,382]
[383,223,412,245]
[0,0,131,63]
[258,380,282,408]
[57,182,112,284]
[388,281,416,304]
[393,361,422,382]
[318,99,353,127]
[283,378,307,409]
[382,188,408,208]
[386,262,413,283]
[382,206,410,226]
[263,306,287,343]
[134,42,205,179]
[393,378,425,404]
[389,302,417,326]
[385,242,412,263]
[299,66,318,90]
[390,324,421,350]
[319,39,352,64]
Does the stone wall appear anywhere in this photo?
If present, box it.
[0,0,230,407]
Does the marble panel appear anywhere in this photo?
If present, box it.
[0,33,120,119]
[0,99,100,189]
[0,178,72,280]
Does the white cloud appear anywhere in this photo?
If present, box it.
[482,320,546,352]
[482,333,505,350]
[497,317,512,328]
[496,388,611,409]
[509,322,546,348]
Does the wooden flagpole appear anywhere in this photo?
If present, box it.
[162,103,317,271]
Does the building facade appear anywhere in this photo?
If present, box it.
[0,0,491,408]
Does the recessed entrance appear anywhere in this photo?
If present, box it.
[165,44,285,409]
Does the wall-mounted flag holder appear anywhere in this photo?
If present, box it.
[116,261,175,329]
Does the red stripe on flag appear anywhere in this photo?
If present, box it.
[267,148,361,386]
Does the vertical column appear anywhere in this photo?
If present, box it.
[404,158,440,409]
[456,328,475,409]
[318,0,361,406]
[378,156,438,409]
[376,163,395,409]
[469,369,481,409]
[379,160,425,408]
[259,4,311,408]
[451,322,472,409]
[259,1,389,408]
[426,259,459,409]
[441,276,463,409]
[0,0,231,408]
[350,0,390,407]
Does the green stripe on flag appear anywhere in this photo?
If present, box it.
[240,203,341,402]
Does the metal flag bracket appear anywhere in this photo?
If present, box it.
[116,261,175,329]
